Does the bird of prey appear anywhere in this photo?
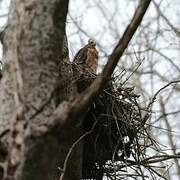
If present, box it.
[73,39,98,74]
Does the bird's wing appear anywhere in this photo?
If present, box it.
[73,45,88,64]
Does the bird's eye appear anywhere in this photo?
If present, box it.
[88,39,95,45]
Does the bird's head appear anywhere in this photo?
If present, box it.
[88,39,96,47]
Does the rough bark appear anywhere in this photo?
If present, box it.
[0,0,81,180]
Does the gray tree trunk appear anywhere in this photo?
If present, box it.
[0,0,81,179]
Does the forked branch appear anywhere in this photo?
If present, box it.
[38,0,152,134]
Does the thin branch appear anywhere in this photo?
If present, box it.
[160,97,180,177]
[59,130,93,180]
[59,120,98,180]
[152,0,180,37]
[147,80,180,109]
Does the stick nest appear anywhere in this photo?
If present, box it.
[73,64,150,180]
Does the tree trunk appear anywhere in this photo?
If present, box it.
[0,0,81,179]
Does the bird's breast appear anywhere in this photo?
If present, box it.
[86,48,98,73]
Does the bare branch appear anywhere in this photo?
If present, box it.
[152,0,180,37]
[59,120,98,180]
[160,97,180,177]
[147,80,180,109]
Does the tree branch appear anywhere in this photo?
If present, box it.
[147,80,180,109]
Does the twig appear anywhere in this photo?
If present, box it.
[152,0,180,37]
[59,120,98,180]
[160,97,180,177]
[147,80,180,109]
